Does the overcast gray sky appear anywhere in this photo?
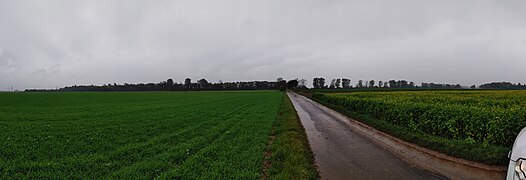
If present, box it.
[1,0,525,90]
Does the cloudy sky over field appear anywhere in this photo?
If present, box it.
[1,0,525,89]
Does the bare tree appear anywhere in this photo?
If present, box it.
[330,79,336,89]
[298,79,307,88]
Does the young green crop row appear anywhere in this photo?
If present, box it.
[0,91,283,179]
[313,90,526,146]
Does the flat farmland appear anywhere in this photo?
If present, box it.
[0,91,287,179]
[312,90,526,165]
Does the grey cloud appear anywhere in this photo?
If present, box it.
[0,50,19,70]
[31,64,60,77]
[0,0,525,90]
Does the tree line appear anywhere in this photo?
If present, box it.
[25,78,305,92]
[312,77,462,89]
[23,77,526,92]
[479,82,526,90]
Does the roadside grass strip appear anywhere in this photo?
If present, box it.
[262,93,319,179]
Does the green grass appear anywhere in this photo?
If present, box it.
[304,91,517,166]
[263,94,318,179]
[0,91,313,179]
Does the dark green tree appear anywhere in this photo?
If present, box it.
[313,78,319,89]
[342,78,351,89]
[287,79,299,90]
[197,78,209,89]
[184,78,191,90]
[319,78,326,89]
[388,80,396,88]
[166,79,174,90]
[277,78,287,91]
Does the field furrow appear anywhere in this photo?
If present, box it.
[0,91,283,179]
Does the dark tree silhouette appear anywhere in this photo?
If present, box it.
[277,78,287,91]
[357,80,364,88]
[184,78,192,90]
[197,78,209,89]
[388,80,397,88]
[318,78,326,89]
[400,80,408,88]
[479,82,526,89]
[166,79,174,90]
[313,77,326,89]
[287,79,299,90]
[313,78,319,89]
[421,82,463,89]
[341,78,351,89]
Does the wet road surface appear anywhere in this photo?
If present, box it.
[287,93,445,180]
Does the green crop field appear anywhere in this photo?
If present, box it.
[311,90,526,165]
[0,91,316,179]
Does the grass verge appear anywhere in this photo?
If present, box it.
[299,92,509,166]
[262,93,319,179]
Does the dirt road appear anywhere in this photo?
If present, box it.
[287,92,445,180]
